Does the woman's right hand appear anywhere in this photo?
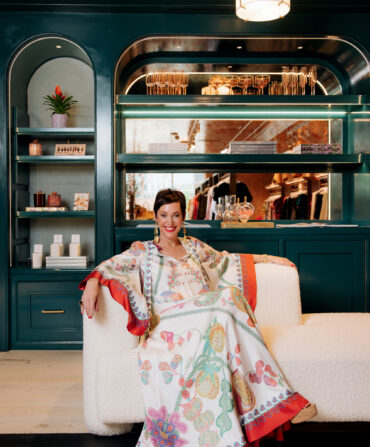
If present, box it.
[80,277,100,318]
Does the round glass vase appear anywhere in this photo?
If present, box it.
[235,201,255,223]
[52,113,67,128]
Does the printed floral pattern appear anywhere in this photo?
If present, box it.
[81,237,308,446]
[146,407,188,447]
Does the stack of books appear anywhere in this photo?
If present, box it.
[228,141,277,154]
[25,207,69,212]
[148,143,188,154]
[292,143,342,154]
[45,256,89,268]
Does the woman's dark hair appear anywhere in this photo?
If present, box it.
[154,189,186,218]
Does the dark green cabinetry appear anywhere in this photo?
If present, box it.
[11,269,85,349]
[1,5,370,350]
[285,239,366,313]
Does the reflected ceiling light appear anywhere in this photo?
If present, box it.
[236,0,291,22]
[56,45,62,49]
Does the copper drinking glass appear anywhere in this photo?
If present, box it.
[282,66,290,95]
[290,66,299,96]
[309,66,317,95]
[299,66,308,95]
[146,73,155,95]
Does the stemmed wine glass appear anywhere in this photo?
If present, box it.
[231,76,243,95]
[241,75,254,94]
[254,74,270,95]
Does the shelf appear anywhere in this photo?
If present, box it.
[114,225,370,245]
[117,95,369,106]
[116,153,362,173]
[16,155,95,164]
[116,95,370,119]
[10,265,93,275]
[16,127,95,137]
[17,211,95,218]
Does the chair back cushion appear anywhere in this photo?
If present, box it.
[254,264,302,326]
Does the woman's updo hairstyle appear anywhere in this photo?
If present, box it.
[154,189,186,219]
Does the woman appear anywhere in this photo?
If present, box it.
[80,189,316,447]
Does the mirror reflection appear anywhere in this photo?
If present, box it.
[124,119,341,154]
[124,172,332,222]
[122,118,342,222]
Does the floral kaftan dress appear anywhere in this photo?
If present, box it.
[79,237,308,447]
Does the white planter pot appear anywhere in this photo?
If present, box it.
[52,113,68,128]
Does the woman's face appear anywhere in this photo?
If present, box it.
[155,201,184,242]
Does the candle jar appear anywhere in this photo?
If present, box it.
[47,192,61,207]
[29,139,42,156]
[33,190,45,207]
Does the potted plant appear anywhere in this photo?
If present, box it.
[43,85,78,128]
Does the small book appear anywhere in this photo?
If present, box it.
[221,222,275,228]
[25,207,69,211]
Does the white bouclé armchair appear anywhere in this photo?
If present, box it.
[82,263,370,435]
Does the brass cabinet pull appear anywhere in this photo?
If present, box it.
[41,310,65,314]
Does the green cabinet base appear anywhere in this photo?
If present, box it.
[10,271,86,349]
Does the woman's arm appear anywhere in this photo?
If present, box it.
[252,254,296,269]
[80,277,100,318]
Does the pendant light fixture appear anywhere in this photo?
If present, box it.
[236,0,291,22]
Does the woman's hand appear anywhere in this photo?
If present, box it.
[254,254,297,269]
[80,277,100,318]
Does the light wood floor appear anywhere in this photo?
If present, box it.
[0,350,88,434]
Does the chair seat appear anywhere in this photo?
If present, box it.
[260,313,370,422]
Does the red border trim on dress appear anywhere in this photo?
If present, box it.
[243,392,309,443]
[78,271,149,336]
[239,253,257,312]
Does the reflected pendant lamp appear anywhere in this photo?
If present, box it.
[236,0,291,22]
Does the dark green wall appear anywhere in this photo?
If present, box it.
[1,6,370,350]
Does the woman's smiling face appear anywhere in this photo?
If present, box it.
[155,201,184,242]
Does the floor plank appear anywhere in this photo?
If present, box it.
[0,350,87,434]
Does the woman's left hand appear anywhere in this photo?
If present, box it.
[256,254,297,269]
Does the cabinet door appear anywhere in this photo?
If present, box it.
[12,281,82,348]
[286,240,365,313]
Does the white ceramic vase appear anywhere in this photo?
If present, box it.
[52,113,67,128]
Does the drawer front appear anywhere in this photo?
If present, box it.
[12,281,82,346]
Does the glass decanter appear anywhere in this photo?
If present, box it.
[222,195,239,222]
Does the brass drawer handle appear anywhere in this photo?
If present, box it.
[41,310,65,314]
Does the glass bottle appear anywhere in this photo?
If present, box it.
[222,195,238,222]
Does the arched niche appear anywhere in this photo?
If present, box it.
[8,35,95,127]
[114,35,370,95]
